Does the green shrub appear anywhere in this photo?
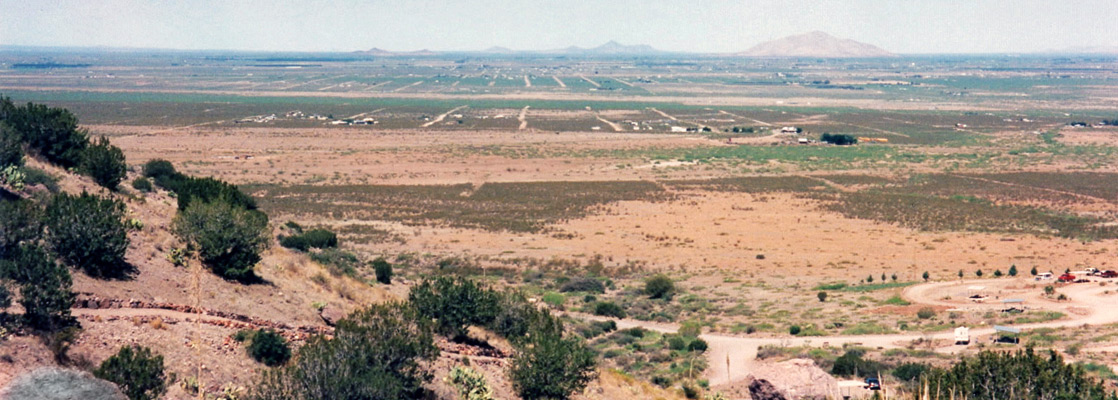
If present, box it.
[141,159,176,181]
[667,335,687,350]
[560,277,605,293]
[0,122,22,167]
[688,338,709,352]
[172,200,270,282]
[446,366,495,400]
[279,228,337,251]
[592,301,626,318]
[917,307,936,319]
[645,274,675,299]
[93,345,166,400]
[14,245,75,331]
[45,192,130,278]
[80,136,127,190]
[509,316,597,400]
[251,302,438,400]
[131,177,153,193]
[248,329,291,367]
[409,276,500,339]
[232,329,254,342]
[0,199,42,262]
[7,102,88,168]
[924,349,1112,399]
[372,257,392,284]
[892,362,929,382]
[309,248,360,277]
[789,325,801,335]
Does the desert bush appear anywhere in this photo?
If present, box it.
[172,200,270,282]
[645,274,675,299]
[141,159,176,181]
[5,102,88,168]
[560,277,605,293]
[688,338,709,352]
[0,122,22,167]
[0,199,42,261]
[667,335,687,350]
[831,349,882,377]
[891,362,929,382]
[592,301,626,319]
[93,345,166,400]
[279,228,337,251]
[446,366,495,400]
[789,325,801,335]
[917,307,936,319]
[131,177,153,193]
[309,248,359,277]
[509,315,597,400]
[489,292,551,343]
[15,244,76,331]
[80,136,127,190]
[408,276,500,339]
[248,329,291,367]
[372,257,392,284]
[251,302,438,400]
[45,192,129,278]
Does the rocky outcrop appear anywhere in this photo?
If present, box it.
[715,358,839,400]
[749,378,788,400]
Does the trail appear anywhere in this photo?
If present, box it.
[579,75,602,88]
[719,110,772,126]
[346,108,386,120]
[518,106,530,130]
[278,76,337,90]
[392,81,424,93]
[650,107,709,130]
[613,78,635,87]
[842,122,911,138]
[422,105,468,128]
[595,115,624,132]
[553,76,566,87]
[363,80,393,91]
[949,174,1111,204]
[523,75,532,88]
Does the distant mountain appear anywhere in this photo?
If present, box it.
[354,47,438,57]
[1043,45,1118,54]
[736,31,895,58]
[481,46,516,54]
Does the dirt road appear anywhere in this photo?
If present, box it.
[422,105,468,128]
[518,106,530,130]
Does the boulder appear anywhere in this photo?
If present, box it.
[749,378,787,400]
[319,304,345,327]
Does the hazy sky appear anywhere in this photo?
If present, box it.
[2,0,1115,54]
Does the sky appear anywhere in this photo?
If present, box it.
[1,0,1115,54]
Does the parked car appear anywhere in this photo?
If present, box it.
[864,377,881,390]
[1100,270,1118,278]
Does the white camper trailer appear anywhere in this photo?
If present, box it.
[954,327,970,345]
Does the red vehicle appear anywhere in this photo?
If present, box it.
[1100,270,1118,278]
[1058,273,1076,283]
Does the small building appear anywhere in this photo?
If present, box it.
[993,325,1021,344]
[954,327,970,345]
[670,126,687,133]
[781,126,798,134]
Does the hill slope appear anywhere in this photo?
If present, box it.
[737,31,895,58]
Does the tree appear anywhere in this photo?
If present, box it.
[644,274,675,299]
[1030,266,1038,276]
[0,122,23,167]
[45,192,129,278]
[408,276,500,340]
[80,136,127,190]
[172,200,270,282]
[976,269,984,277]
[817,291,827,302]
[994,269,1003,277]
[509,317,597,400]
[922,271,930,282]
[592,301,625,319]
[891,362,929,382]
[890,273,897,282]
[93,345,166,400]
[372,258,392,285]
[866,274,874,283]
[687,338,708,352]
[252,302,439,400]
[1009,265,1018,277]
[16,245,75,331]
[958,269,964,279]
[248,329,291,367]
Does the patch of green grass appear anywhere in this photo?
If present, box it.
[841,322,894,335]
[880,295,911,306]
[840,281,919,292]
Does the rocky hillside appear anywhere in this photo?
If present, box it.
[737,31,896,58]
